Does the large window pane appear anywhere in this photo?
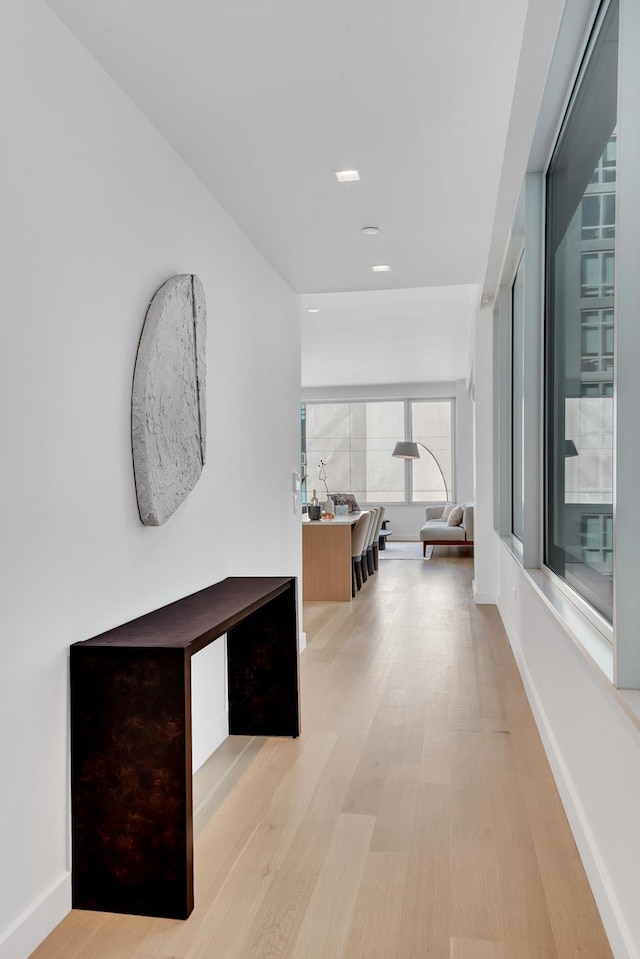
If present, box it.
[303,398,454,504]
[410,401,453,502]
[304,401,405,503]
[361,402,406,501]
[512,254,525,540]
[545,0,618,621]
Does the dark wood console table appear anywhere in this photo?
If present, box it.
[71,576,299,920]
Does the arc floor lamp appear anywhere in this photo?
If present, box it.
[392,441,450,503]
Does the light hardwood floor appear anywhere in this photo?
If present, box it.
[32,552,612,958]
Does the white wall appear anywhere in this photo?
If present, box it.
[301,380,474,541]
[0,3,301,958]
[455,378,474,506]
[472,307,499,602]
[472,281,640,955]
[470,0,640,948]
[473,262,640,958]
[473,291,640,955]
[497,546,640,959]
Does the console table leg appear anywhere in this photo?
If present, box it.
[71,646,193,919]
[227,583,300,737]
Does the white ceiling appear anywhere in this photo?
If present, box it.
[300,286,477,387]
[44,0,564,386]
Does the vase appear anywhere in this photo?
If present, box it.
[323,495,334,514]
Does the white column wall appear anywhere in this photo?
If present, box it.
[613,0,640,688]
[0,3,301,958]
[455,378,474,506]
[477,212,640,959]
[497,546,640,959]
[472,305,499,602]
[476,287,640,955]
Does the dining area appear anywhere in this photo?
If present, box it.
[302,506,386,601]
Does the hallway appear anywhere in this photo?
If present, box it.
[33,555,612,958]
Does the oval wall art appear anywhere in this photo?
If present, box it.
[132,274,207,526]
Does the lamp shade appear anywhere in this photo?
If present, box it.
[392,441,420,459]
[565,439,579,457]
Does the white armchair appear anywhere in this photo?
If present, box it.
[419,502,474,556]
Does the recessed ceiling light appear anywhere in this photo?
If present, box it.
[371,264,391,272]
[306,308,320,313]
[362,226,379,235]
[335,169,361,182]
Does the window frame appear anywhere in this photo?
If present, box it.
[543,0,618,626]
[301,396,456,506]
[408,398,456,504]
[511,249,525,542]
[494,175,545,572]
[495,0,621,660]
[494,0,640,688]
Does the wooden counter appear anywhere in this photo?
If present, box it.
[302,513,360,601]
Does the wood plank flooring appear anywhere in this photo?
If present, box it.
[31,552,613,958]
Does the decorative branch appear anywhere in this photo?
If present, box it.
[318,460,330,496]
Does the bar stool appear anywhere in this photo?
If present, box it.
[350,511,371,596]
[358,509,376,584]
[372,506,386,569]
[364,507,380,576]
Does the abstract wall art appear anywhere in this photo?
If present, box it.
[132,274,207,526]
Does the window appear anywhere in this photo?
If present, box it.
[589,132,616,184]
[581,513,613,571]
[580,250,615,298]
[581,309,614,375]
[410,401,453,502]
[545,0,618,621]
[512,254,525,541]
[581,193,615,240]
[300,402,308,503]
[302,398,454,504]
[304,401,405,503]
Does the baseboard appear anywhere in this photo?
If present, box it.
[192,710,229,773]
[0,872,70,959]
[472,579,496,604]
[497,594,637,959]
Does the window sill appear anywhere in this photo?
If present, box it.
[618,691,640,735]
[526,566,613,683]
[501,536,640,736]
